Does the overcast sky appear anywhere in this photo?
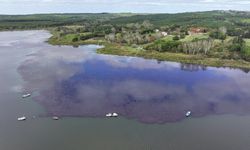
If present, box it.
[0,0,250,14]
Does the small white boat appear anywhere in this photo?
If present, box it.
[106,113,112,117]
[112,113,118,117]
[106,113,118,117]
[52,116,59,120]
[186,111,191,117]
[22,93,31,98]
[18,116,26,121]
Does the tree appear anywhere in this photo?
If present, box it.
[209,29,226,40]
[105,33,116,42]
[182,39,214,55]
[180,34,186,39]
[72,37,79,42]
[228,36,245,52]
[142,20,154,31]
[173,35,180,41]
[219,26,227,35]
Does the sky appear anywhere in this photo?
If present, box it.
[0,0,250,14]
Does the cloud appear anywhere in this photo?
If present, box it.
[0,0,249,14]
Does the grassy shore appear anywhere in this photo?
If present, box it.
[48,35,250,70]
[48,36,105,46]
[97,43,250,69]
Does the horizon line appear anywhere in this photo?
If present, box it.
[0,9,249,16]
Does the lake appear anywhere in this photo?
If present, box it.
[1,30,250,150]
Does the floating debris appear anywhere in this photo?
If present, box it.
[22,93,31,98]
[185,111,191,117]
[18,116,26,121]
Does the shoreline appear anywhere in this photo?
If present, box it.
[1,29,249,70]
[48,35,250,70]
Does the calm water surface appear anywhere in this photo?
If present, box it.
[1,30,250,150]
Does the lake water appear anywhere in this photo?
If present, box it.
[1,30,250,150]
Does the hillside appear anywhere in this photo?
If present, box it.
[1,10,250,30]
[0,13,135,30]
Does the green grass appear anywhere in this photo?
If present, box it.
[241,19,250,23]
[162,34,209,43]
[48,32,100,45]
[245,39,250,46]
[97,44,250,69]
[180,34,209,42]
[48,37,105,46]
[244,39,250,56]
[162,35,174,41]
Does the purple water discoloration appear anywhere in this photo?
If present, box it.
[17,42,250,124]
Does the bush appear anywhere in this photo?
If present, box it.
[228,36,245,52]
[72,37,79,42]
[241,45,250,61]
[180,34,186,39]
[80,33,95,40]
[209,30,226,40]
[173,35,180,41]
[229,44,243,52]
[145,40,181,52]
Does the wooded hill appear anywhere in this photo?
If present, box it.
[1,10,250,30]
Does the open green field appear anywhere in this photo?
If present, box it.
[180,34,209,42]
[241,19,250,23]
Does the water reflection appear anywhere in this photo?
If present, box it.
[18,40,250,124]
[180,64,207,72]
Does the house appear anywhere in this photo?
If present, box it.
[188,27,207,35]
[161,32,168,36]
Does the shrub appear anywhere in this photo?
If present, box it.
[145,40,181,52]
[79,33,95,40]
[209,30,226,40]
[228,36,245,52]
[173,35,180,41]
[72,37,79,42]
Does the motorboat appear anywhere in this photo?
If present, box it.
[186,111,191,117]
[22,93,31,98]
[106,113,118,117]
[106,113,112,117]
[112,113,118,117]
[18,116,26,121]
[52,116,59,120]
